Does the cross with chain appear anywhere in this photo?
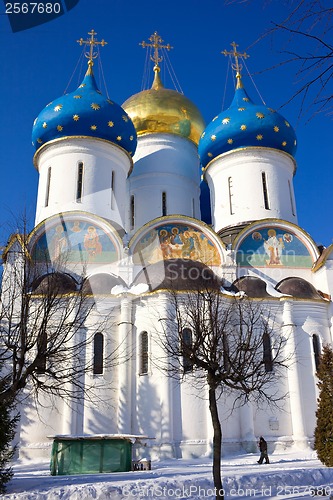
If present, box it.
[140,31,173,68]
[222,42,249,78]
[77,29,108,65]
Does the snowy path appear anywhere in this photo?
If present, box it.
[2,450,333,499]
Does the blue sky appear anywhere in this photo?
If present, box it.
[0,0,331,245]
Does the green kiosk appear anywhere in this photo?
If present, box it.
[49,434,150,475]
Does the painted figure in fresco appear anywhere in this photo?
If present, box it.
[84,226,103,260]
[264,229,285,266]
[50,225,68,261]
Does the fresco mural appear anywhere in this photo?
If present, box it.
[31,217,119,264]
[132,223,221,266]
[236,227,314,268]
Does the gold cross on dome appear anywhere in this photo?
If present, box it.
[222,42,249,78]
[77,29,108,64]
[140,31,173,68]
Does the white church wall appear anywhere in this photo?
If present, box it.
[206,148,297,233]
[128,135,201,232]
[34,139,131,228]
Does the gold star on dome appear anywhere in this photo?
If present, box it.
[116,136,122,141]
[212,116,218,122]
[256,134,263,141]
[243,97,249,102]
[79,83,86,88]
[91,103,100,110]
[201,132,206,138]
[54,104,63,112]
[256,112,264,119]
[274,126,279,132]
[238,107,245,111]
[57,125,63,131]
[73,95,82,99]
[282,141,287,146]
[222,117,230,124]
[208,152,213,157]
[294,140,297,146]
[91,125,97,130]
[130,135,134,140]
[73,114,80,121]
[37,138,43,144]
[108,121,114,127]
[42,122,48,128]
[211,135,216,141]
[227,138,233,144]
[122,115,128,122]
[240,124,247,130]
[285,120,290,127]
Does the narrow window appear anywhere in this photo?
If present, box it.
[192,198,195,218]
[93,333,104,375]
[288,180,295,216]
[45,167,51,207]
[76,162,84,202]
[36,331,47,374]
[130,195,135,230]
[312,334,321,371]
[162,192,167,216]
[139,331,149,375]
[182,328,193,373]
[228,177,234,215]
[262,172,270,210]
[111,171,115,210]
[263,332,273,372]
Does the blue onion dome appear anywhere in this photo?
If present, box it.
[32,62,137,157]
[198,76,297,168]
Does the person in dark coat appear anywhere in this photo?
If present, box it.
[257,436,270,464]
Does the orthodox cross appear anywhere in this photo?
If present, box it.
[140,31,173,67]
[222,41,249,78]
[77,29,108,64]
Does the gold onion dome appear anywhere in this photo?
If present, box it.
[122,66,205,146]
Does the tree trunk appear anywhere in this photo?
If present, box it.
[208,384,224,500]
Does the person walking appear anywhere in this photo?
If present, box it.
[257,436,270,464]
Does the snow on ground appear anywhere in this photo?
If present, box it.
[2,449,333,500]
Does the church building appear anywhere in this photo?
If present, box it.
[6,31,333,461]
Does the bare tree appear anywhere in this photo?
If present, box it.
[228,0,333,118]
[0,226,124,408]
[158,285,289,500]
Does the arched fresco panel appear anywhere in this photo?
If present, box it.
[131,222,221,267]
[31,215,120,265]
[236,226,314,269]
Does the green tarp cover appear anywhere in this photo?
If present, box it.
[50,438,132,475]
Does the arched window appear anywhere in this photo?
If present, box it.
[111,171,115,210]
[130,195,135,230]
[261,172,270,210]
[45,167,51,207]
[139,331,149,375]
[76,161,84,202]
[162,192,167,216]
[288,180,295,216]
[228,176,234,215]
[182,328,193,373]
[93,333,104,375]
[263,332,273,372]
[312,334,321,371]
[36,331,47,374]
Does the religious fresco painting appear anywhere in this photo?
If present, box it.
[132,223,221,266]
[236,227,314,268]
[31,218,119,264]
